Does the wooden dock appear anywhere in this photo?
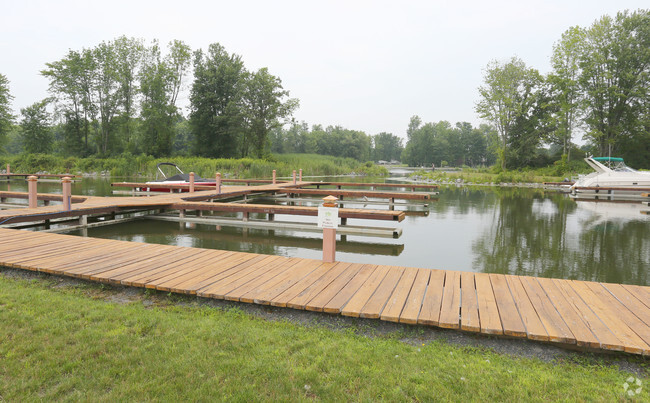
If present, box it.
[1,227,648,356]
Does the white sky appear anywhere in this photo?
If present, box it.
[1,0,647,139]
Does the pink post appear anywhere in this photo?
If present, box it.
[272,170,276,184]
[6,164,10,175]
[299,169,303,182]
[216,172,221,194]
[321,195,338,263]
[292,170,296,184]
[28,176,38,208]
[189,172,195,193]
[62,177,72,211]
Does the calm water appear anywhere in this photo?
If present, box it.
[2,176,648,285]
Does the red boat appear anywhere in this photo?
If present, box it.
[141,162,216,192]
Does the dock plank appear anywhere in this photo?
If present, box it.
[380,267,419,323]
[520,276,573,343]
[304,263,365,312]
[417,269,445,326]
[505,275,548,341]
[438,271,461,329]
[340,266,391,317]
[489,274,526,337]
[460,272,480,332]
[359,267,404,319]
[398,268,430,324]
[474,273,503,335]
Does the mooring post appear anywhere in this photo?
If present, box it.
[6,164,10,175]
[272,170,276,184]
[292,170,296,184]
[216,172,221,194]
[27,175,38,208]
[299,169,302,182]
[62,177,72,211]
[320,195,339,263]
[189,172,195,193]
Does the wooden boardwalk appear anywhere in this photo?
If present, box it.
[1,227,648,356]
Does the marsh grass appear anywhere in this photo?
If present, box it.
[3,153,388,178]
[0,272,646,401]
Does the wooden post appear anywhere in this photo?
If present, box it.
[6,164,9,175]
[62,177,72,211]
[216,172,221,194]
[299,169,303,181]
[27,176,38,208]
[321,195,338,263]
[272,170,276,184]
[189,172,195,193]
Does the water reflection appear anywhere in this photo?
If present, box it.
[473,190,649,285]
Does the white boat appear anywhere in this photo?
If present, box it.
[571,157,650,191]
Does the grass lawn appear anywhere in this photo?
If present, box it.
[0,271,647,401]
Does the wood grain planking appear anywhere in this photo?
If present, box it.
[304,263,365,312]
[554,279,624,352]
[252,259,324,305]
[380,267,419,323]
[269,262,338,308]
[568,280,648,355]
[520,276,573,343]
[583,282,650,352]
[323,264,378,314]
[145,251,236,289]
[182,254,270,294]
[114,249,225,286]
[474,273,503,335]
[340,265,391,317]
[620,284,650,311]
[438,271,461,329]
[197,255,283,299]
[601,283,650,327]
[489,274,526,337]
[537,278,599,348]
[287,262,354,310]
[417,269,446,326]
[504,275,548,341]
[398,268,431,324]
[460,272,480,332]
[227,258,303,302]
[359,267,404,319]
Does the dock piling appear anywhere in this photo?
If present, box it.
[272,170,276,184]
[299,169,302,181]
[321,195,339,263]
[216,172,221,194]
[28,176,38,208]
[189,172,195,193]
[293,170,296,184]
[62,177,72,211]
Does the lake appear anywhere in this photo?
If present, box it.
[1,175,648,286]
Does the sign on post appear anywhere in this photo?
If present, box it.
[318,206,339,229]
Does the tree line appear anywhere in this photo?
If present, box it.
[0,37,297,159]
[475,9,649,170]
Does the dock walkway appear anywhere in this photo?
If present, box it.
[1,228,648,356]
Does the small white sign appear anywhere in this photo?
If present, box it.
[318,206,339,229]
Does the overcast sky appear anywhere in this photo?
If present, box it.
[1,0,647,139]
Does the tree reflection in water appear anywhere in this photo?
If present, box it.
[473,189,649,285]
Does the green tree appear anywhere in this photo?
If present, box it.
[579,10,650,157]
[475,57,543,170]
[548,26,585,161]
[0,73,14,153]
[241,68,298,158]
[113,36,145,152]
[20,99,53,154]
[372,132,403,162]
[190,43,246,158]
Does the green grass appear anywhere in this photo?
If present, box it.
[1,153,388,178]
[0,272,647,401]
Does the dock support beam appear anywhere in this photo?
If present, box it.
[299,169,302,182]
[189,172,195,193]
[216,172,221,194]
[62,177,72,211]
[293,170,296,184]
[272,170,276,184]
[28,176,38,208]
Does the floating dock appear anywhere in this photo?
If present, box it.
[0,228,648,356]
